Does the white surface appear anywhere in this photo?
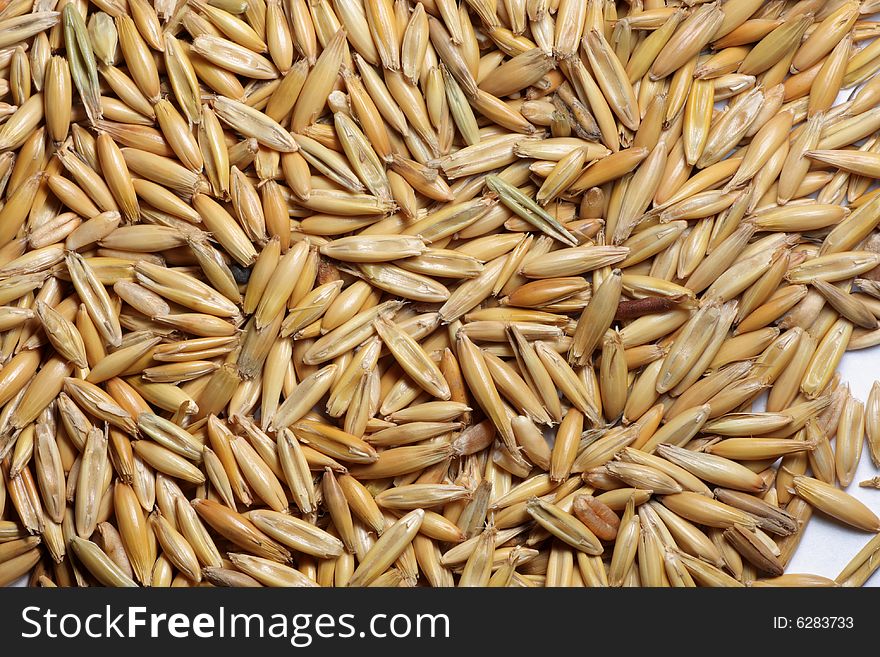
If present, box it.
[752,71,880,585]
[782,346,880,584]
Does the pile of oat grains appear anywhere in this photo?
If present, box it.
[1,0,880,587]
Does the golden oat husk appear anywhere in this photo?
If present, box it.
[149,99,202,174]
[193,497,291,562]
[375,316,450,401]
[847,329,880,350]
[227,552,317,587]
[570,269,621,366]
[458,526,495,587]
[806,148,880,178]
[793,476,880,532]
[34,418,65,524]
[638,403,711,455]
[585,30,639,131]
[820,194,880,256]
[481,352,550,425]
[650,4,724,81]
[834,395,865,488]
[211,95,296,153]
[135,412,202,462]
[706,434,817,461]
[618,446,712,497]
[3,461,44,536]
[348,509,424,587]
[683,80,714,167]
[808,36,850,118]
[34,300,87,368]
[150,510,202,582]
[290,419,378,465]
[338,473,385,536]
[135,261,239,318]
[0,175,44,249]
[157,33,201,124]
[272,365,338,430]
[696,88,765,169]
[812,280,877,330]
[659,492,757,530]
[738,13,813,76]
[69,536,137,587]
[656,300,722,394]
[835,531,880,586]
[704,412,793,437]
[289,28,346,132]
[866,381,880,468]
[534,341,599,423]
[375,483,470,510]
[60,6,101,125]
[676,548,744,588]
[526,497,603,555]
[793,1,858,74]
[0,536,44,566]
[228,433,287,512]
[247,508,344,558]
[714,488,797,537]
[174,497,223,569]
[0,548,42,586]
[604,461,682,495]
[800,318,853,398]
[74,427,109,538]
[85,336,161,385]
[655,444,766,494]
[206,418,251,507]
[850,66,880,115]
[646,501,725,568]
[626,9,684,82]
[749,573,838,587]
[456,333,517,452]
[10,356,74,434]
[322,467,356,555]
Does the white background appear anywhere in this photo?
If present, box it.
[782,348,880,583]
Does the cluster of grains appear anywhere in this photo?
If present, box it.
[4,0,880,589]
